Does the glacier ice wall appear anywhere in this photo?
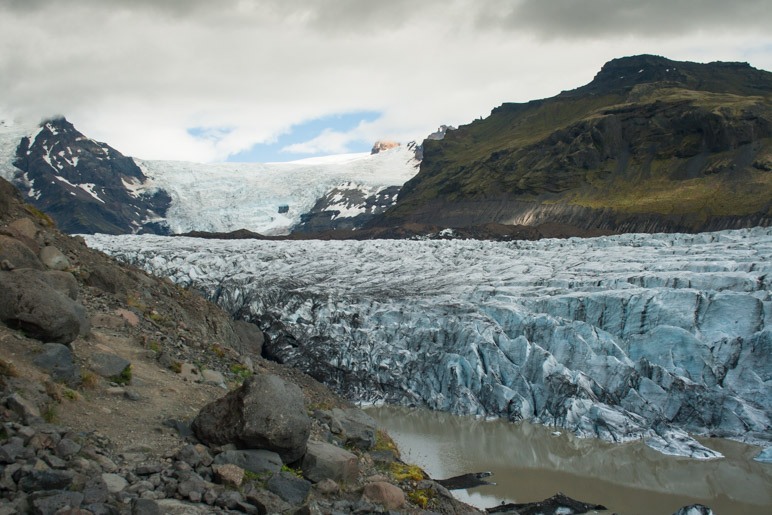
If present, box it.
[85,228,772,459]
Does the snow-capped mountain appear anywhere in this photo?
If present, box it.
[85,227,772,461]
[0,117,420,235]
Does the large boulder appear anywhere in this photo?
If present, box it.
[0,235,43,270]
[39,245,70,271]
[192,373,311,463]
[231,320,265,357]
[0,269,88,343]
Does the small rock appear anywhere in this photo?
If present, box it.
[42,454,67,469]
[362,481,406,510]
[39,246,70,271]
[29,490,84,514]
[0,437,25,464]
[55,438,82,458]
[212,463,244,488]
[212,449,282,476]
[90,353,131,383]
[33,343,81,387]
[266,471,312,505]
[18,469,75,492]
[135,463,163,476]
[175,444,203,467]
[315,478,340,495]
[177,477,208,500]
[215,490,243,510]
[301,441,359,484]
[82,476,109,505]
[201,369,226,387]
[244,486,294,515]
[101,473,128,493]
[132,498,162,515]
[124,390,142,401]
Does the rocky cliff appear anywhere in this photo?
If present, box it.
[377,55,772,235]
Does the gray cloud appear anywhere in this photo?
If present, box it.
[484,0,772,38]
[0,0,769,162]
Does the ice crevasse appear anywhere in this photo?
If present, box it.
[85,227,772,461]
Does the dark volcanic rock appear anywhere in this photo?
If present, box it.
[266,471,311,505]
[191,373,311,463]
[0,269,88,343]
[32,343,81,387]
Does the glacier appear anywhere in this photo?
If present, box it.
[135,147,419,235]
[84,228,772,460]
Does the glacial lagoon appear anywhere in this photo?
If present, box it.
[368,405,772,515]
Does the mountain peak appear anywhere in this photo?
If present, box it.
[567,54,769,97]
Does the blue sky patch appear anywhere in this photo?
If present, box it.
[224,111,380,162]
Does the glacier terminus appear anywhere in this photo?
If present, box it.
[85,228,772,461]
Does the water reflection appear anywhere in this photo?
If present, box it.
[366,405,772,515]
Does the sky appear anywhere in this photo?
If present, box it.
[1,0,770,163]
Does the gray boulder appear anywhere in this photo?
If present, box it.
[39,246,70,271]
[322,407,378,450]
[0,235,43,270]
[301,441,358,484]
[212,449,282,475]
[32,343,81,387]
[90,353,131,383]
[232,320,265,356]
[192,373,311,463]
[0,269,87,343]
[0,234,44,270]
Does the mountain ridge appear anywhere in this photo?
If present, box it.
[374,54,772,235]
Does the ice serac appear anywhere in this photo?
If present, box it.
[84,228,772,459]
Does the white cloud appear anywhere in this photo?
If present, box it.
[0,1,769,162]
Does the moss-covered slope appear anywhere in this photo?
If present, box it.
[381,55,772,234]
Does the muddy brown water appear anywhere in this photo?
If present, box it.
[366,405,772,515]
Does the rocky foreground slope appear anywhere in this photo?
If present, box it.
[0,176,486,514]
[378,55,772,236]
